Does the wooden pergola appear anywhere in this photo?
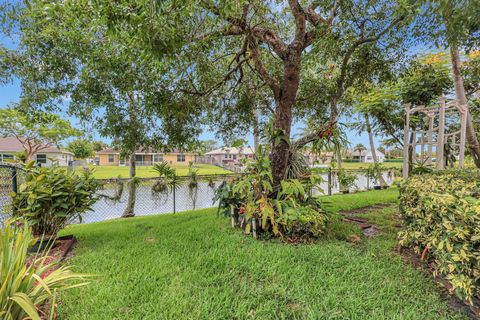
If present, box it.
[402,98,468,179]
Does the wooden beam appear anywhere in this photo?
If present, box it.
[403,104,410,179]
[427,114,434,165]
[436,98,446,169]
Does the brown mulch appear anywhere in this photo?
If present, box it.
[29,236,77,320]
[398,247,480,319]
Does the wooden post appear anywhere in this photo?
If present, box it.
[459,103,467,168]
[411,131,417,163]
[230,205,236,228]
[427,114,434,166]
[403,105,410,179]
[436,98,446,170]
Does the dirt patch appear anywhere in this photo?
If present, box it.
[398,247,480,319]
[338,203,394,215]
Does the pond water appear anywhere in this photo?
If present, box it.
[81,171,395,224]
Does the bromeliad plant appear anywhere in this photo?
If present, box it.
[219,147,328,240]
[0,219,89,320]
[151,161,183,202]
[12,161,98,236]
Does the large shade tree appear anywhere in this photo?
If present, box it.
[1,1,201,217]
[2,0,417,194]
[165,0,412,189]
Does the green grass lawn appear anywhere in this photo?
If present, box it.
[81,163,232,179]
[337,162,402,170]
[58,189,468,320]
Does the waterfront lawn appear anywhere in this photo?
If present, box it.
[82,163,231,179]
[58,189,468,320]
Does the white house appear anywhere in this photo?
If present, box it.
[0,136,74,166]
[351,149,385,163]
[204,147,255,166]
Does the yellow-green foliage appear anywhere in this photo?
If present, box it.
[399,173,480,303]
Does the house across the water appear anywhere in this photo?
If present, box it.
[350,149,385,163]
[0,136,74,166]
[95,148,196,166]
[203,147,255,166]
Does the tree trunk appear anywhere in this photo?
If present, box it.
[270,58,300,190]
[253,108,260,151]
[365,114,387,186]
[449,46,480,168]
[122,154,136,218]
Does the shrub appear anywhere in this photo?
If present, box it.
[337,169,357,192]
[12,162,98,236]
[217,147,328,240]
[0,219,89,320]
[398,172,480,303]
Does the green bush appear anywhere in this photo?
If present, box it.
[12,162,98,236]
[0,219,89,320]
[398,172,480,303]
[217,147,328,240]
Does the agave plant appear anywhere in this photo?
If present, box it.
[0,220,89,320]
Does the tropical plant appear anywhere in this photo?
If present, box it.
[12,161,98,236]
[151,161,183,202]
[399,172,480,304]
[366,163,385,187]
[337,169,357,193]
[0,219,89,320]
[188,165,199,210]
[219,146,328,240]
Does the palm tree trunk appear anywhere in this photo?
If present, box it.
[122,154,136,218]
[450,46,480,168]
[365,114,387,186]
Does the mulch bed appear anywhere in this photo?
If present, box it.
[29,235,77,320]
[398,247,480,319]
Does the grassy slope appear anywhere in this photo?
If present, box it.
[82,163,232,179]
[58,189,467,320]
[337,162,402,170]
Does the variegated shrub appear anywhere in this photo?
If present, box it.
[398,172,480,303]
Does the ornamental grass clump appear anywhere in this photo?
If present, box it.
[12,162,98,236]
[398,172,480,304]
[0,220,89,320]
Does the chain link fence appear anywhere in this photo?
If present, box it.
[0,164,23,222]
[0,166,396,224]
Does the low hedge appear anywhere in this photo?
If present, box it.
[398,171,480,304]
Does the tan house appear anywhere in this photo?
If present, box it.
[0,136,74,166]
[95,148,196,166]
[304,151,334,166]
[203,147,255,166]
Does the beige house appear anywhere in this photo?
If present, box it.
[304,151,334,166]
[0,136,74,166]
[203,147,255,166]
[95,148,196,166]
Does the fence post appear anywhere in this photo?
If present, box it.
[12,167,17,194]
[327,168,332,196]
[173,182,176,214]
